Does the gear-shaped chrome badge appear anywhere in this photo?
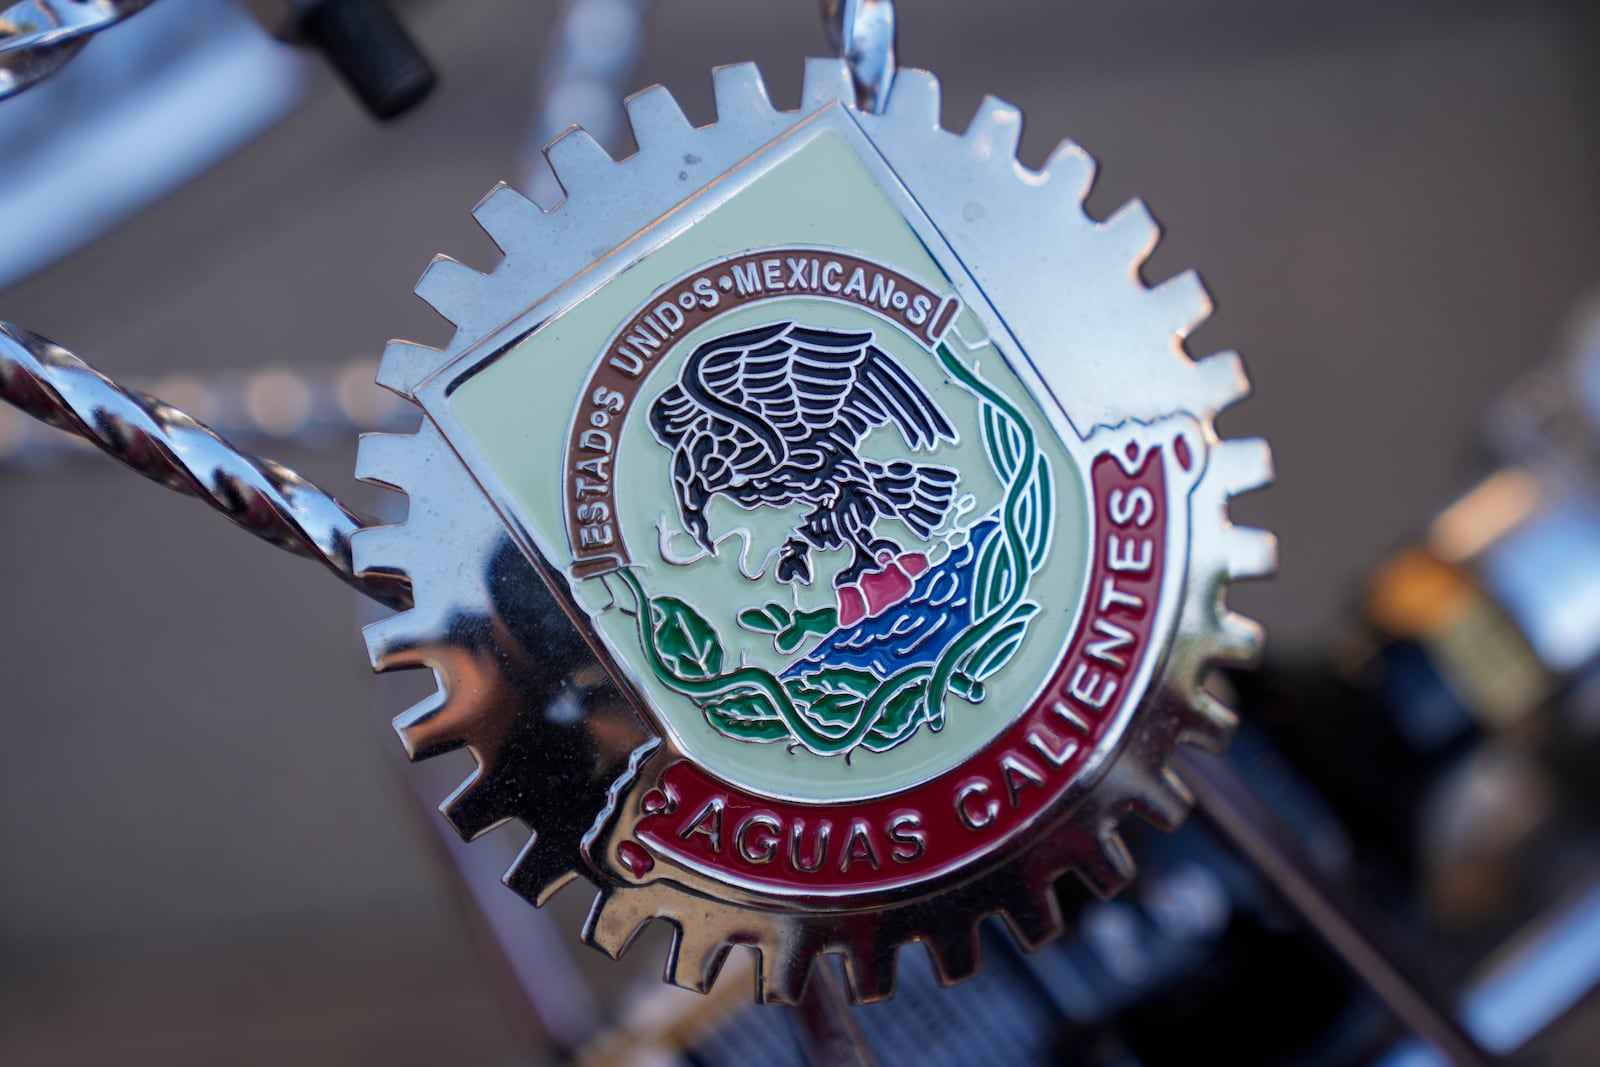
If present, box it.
[354,58,1275,1004]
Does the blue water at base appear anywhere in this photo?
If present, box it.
[783,516,1002,680]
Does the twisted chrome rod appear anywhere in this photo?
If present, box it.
[0,0,156,100]
[820,0,896,114]
[0,321,412,610]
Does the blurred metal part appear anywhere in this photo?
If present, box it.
[1453,486,1600,679]
[0,0,155,99]
[238,0,304,36]
[1362,541,1550,732]
[515,0,650,204]
[1370,880,1600,1065]
[791,963,877,1067]
[569,950,761,1066]
[1488,289,1600,490]
[1466,298,1600,686]
[1417,745,1557,934]
[0,321,411,609]
[243,0,434,119]
[1174,747,1503,1067]
[820,0,894,113]
[1359,295,1600,736]
[0,0,308,292]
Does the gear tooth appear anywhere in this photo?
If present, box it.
[471,182,542,251]
[1132,767,1194,832]
[374,339,440,399]
[415,256,489,324]
[623,84,695,146]
[350,521,408,577]
[1212,437,1274,496]
[1040,138,1096,200]
[1179,690,1238,752]
[545,127,615,197]
[1192,350,1251,413]
[881,67,940,127]
[504,831,580,906]
[582,889,653,959]
[754,945,815,1006]
[392,682,462,760]
[361,610,432,669]
[1000,885,1065,950]
[922,926,980,985]
[1177,694,1235,751]
[841,942,898,1003]
[1100,198,1159,268]
[1227,527,1278,581]
[964,94,1023,161]
[711,62,774,122]
[442,773,513,841]
[1148,268,1212,338]
[1213,609,1265,667]
[664,924,733,994]
[1073,837,1135,900]
[354,430,417,490]
[800,56,856,108]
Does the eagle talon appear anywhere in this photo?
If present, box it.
[869,539,900,566]
[836,538,901,587]
[776,540,813,585]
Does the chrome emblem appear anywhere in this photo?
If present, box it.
[356,61,1274,1002]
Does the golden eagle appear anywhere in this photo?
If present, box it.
[649,321,958,587]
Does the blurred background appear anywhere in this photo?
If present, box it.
[4,0,1600,1063]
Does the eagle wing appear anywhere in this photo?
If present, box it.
[662,322,956,456]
